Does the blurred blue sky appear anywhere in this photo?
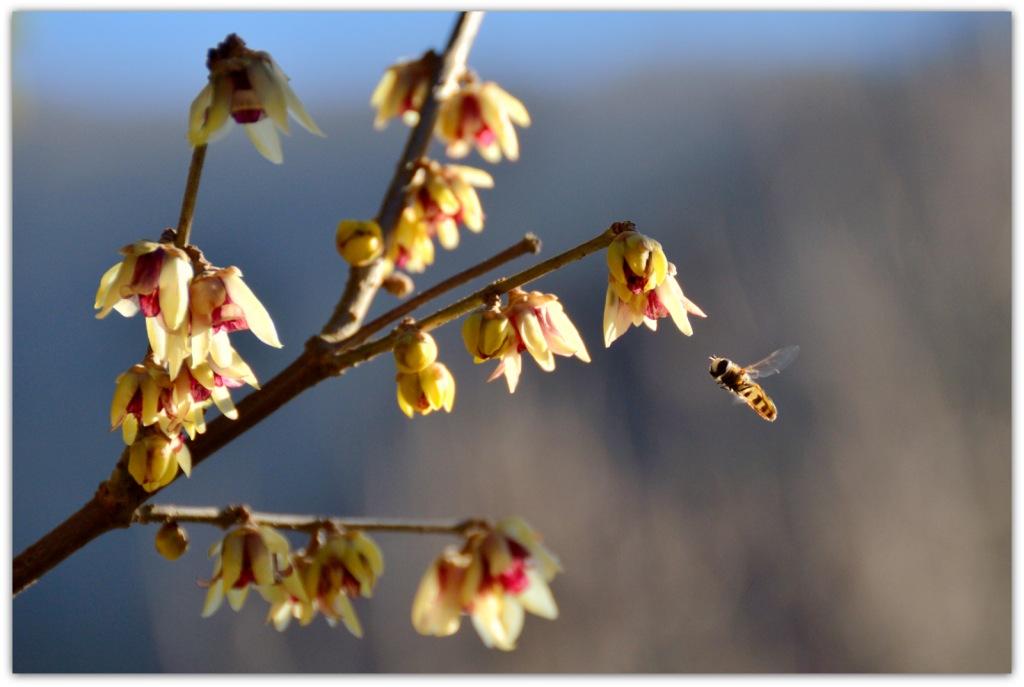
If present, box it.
[13,11,986,114]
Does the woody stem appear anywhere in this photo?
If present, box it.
[135,504,486,536]
[174,144,208,248]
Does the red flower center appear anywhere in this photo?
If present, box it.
[644,291,669,320]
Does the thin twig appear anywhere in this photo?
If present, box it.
[337,233,541,350]
[134,504,487,536]
[323,221,633,374]
[175,144,207,248]
[320,11,485,342]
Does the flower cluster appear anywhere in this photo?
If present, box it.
[603,229,707,347]
[200,523,383,637]
[96,240,280,491]
[389,161,493,273]
[369,61,528,283]
[412,518,560,651]
[393,329,456,418]
[188,33,323,164]
[462,288,590,394]
[371,62,530,164]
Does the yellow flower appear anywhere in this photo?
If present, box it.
[188,33,324,164]
[462,307,513,362]
[396,362,456,418]
[437,79,530,163]
[336,220,384,267]
[485,288,589,393]
[393,329,438,374]
[95,240,194,376]
[370,54,433,129]
[110,360,166,445]
[388,206,436,273]
[302,531,384,637]
[603,260,707,347]
[405,160,494,250]
[606,230,668,300]
[127,430,192,493]
[411,518,560,651]
[259,554,316,632]
[201,524,296,618]
[155,522,190,561]
[188,266,282,368]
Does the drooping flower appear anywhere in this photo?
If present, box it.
[155,522,190,561]
[462,307,513,363]
[188,33,324,164]
[201,524,299,618]
[301,531,384,637]
[336,220,384,267]
[370,54,433,129]
[110,360,168,445]
[259,554,316,632]
[603,230,706,347]
[95,240,194,376]
[389,208,437,273]
[437,79,530,163]
[396,362,456,418]
[188,266,282,368]
[127,429,192,493]
[412,518,560,651]
[485,288,589,393]
[404,160,494,250]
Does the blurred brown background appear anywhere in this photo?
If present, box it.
[13,11,1010,672]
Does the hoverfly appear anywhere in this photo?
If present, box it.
[708,346,800,422]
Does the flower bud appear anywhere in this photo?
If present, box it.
[155,522,190,561]
[336,220,384,267]
[393,330,438,373]
[128,431,191,493]
[382,271,415,298]
[462,309,512,362]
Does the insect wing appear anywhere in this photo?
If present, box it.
[744,345,800,380]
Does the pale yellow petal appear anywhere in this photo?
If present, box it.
[249,60,289,133]
[121,415,139,445]
[244,118,284,165]
[176,442,192,478]
[436,218,460,250]
[249,537,275,588]
[158,254,193,330]
[226,586,250,612]
[211,386,238,420]
[222,270,282,348]
[220,532,245,591]
[334,594,363,638]
[660,278,693,337]
[518,569,558,619]
[201,579,225,617]
[271,60,324,137]
[188,82,214,145]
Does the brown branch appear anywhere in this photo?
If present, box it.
[12,13,485,597]
[174,144,207,248]
[134,504,487,536]
[319,10,485,343]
